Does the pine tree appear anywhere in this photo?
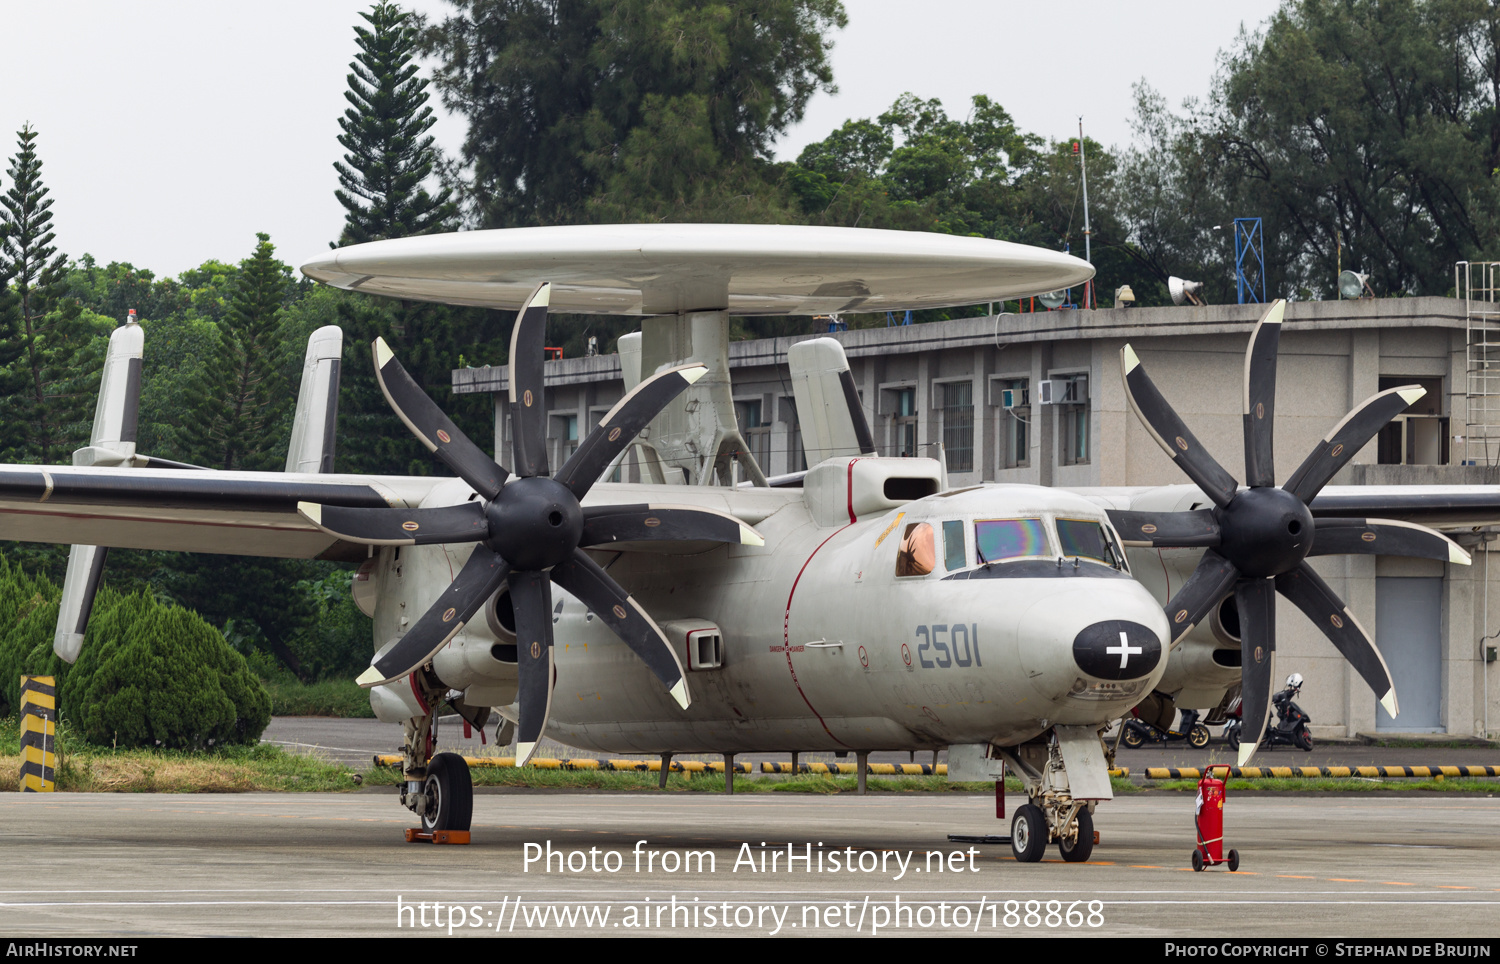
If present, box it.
[185,233,289,472]
[0,124,97,464]
[333,2,456,246]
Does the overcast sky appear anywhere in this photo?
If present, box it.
[0,0,1284,282]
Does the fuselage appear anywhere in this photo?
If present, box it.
[368,475,1171,755]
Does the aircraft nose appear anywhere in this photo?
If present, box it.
[1016,585,1169,703]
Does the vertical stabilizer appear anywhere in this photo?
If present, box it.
[285,326,343,474]
[56,317,145,662]
[788,337,876,464]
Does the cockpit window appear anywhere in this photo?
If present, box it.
[942,520,966,571]
[974,519,1048,563]
[895,522,936,576]
[1056,518,1125,569]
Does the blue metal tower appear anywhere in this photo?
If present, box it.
[1233,217,1266,304]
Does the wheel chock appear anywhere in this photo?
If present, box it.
[405,828,471,844]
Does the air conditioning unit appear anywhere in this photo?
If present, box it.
[1001,388,1017,410]
[1038,380,1058,405]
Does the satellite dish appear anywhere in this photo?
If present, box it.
[1339,270,1372,299]
[1168,276,1205,307]
[1038,289,1069,309]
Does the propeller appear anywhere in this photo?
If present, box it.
[1108,300,1471,765]
[298,282,764,765]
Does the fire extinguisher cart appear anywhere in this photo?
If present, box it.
[1192,764,1241,872]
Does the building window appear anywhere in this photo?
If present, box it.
[1057,373,1089,465]
[891,387,918,457]
[780,397,807,473]
[736,398,771,474]
[550,413,579,466]
[941,381,974,473]
[998,378,1030,469]
[1377,376,1447,465]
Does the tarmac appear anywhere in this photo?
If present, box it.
[1,791,1497,938]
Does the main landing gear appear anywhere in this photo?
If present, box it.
[997,726,1111,863]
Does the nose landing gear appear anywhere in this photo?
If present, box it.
[997,726,1111,863]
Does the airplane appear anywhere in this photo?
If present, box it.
[6,223,1494,865]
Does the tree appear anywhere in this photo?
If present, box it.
[421,0,846,227]
[334,2,456,246]
[0,125,102,463]
[182,233,292,472]
[1120,0,1500,299]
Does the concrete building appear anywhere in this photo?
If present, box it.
[454,297,1500,741]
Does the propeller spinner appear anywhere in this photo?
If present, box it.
[298,282,764,764]
[1108,300,1471,765]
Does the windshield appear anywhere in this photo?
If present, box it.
[1056,517,1126,570]
[974,519,1049,563]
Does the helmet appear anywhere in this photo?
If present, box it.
[1286,672,1304,691]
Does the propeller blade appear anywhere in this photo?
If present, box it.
[580,503,764,548]
[356,545,511,687]
[1309,517,1471,565]
[553,364,708,500]
[298,501,488,546]
[1120,345,1240,507]
[508,569,555,767]
[1107,509,1220,548]
[1242,301,1284,487]
[508,282,551,479]
[1276,561,1398,717]
[550,549,690,709]
[1282,385,1426,503]
[1235,577,1278,767]
[1162,549,1240,644]
[373,338,509,500]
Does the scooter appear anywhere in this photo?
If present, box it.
[1222,692,1313,752]
[1121,707,1211,748]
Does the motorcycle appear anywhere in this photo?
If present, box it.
[1121,707,1211,748]
[1222,690,1313,752]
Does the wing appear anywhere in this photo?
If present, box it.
[0,465,443,561]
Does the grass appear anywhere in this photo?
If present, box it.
[260,676,373,718]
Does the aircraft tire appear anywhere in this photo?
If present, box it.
[1189,725,1210,749]
[423,752,474,832]
[1011,804,1048,863]
[1059,808,1094,863]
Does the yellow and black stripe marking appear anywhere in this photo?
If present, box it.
[373,754,1128,779]
[1146,765,1500,779]
[20,675,57,793]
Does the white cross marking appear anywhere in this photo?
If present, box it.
[1107,631,1143,669]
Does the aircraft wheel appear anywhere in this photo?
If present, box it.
[1189,724,1210,748]
[1010,804,1048,863]
[1227,849,1240,872]
[1120,726,1145,749]
[1059,808,1094,863]
[1191,849,1205,872]
[422,752,473,832]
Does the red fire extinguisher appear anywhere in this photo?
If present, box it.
[1193,764,1240,871]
